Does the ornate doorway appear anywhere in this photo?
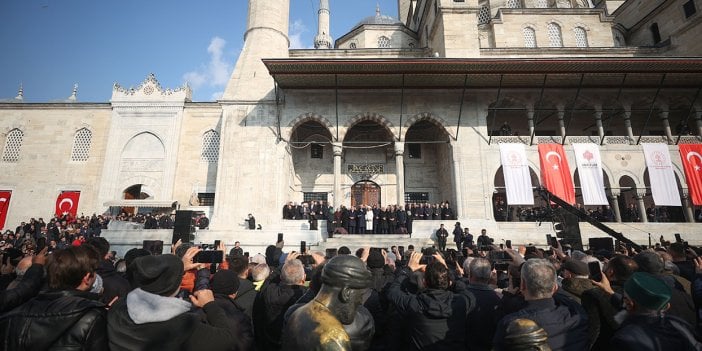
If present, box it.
[351,180,380,207]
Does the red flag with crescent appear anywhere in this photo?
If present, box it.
[538,144,575,205]
[55,191,80,217]
[680,144,702,205]
[0,191,11,230]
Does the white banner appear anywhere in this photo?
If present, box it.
[642,143,681,206]
[572,143,609,205]
[499,143,534,205]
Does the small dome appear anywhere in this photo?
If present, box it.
[355,14,402,27]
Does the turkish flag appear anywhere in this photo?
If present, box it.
[55,191,81,217]
[538,144,575,205]
[0,191,11,230]
[680,144,702,205]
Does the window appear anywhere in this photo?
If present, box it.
[684,0,697,18]
[198,193,215,206]
[650,23,661,44]
[507,0,521,8]
[201,130,220,163]
[304,192,328,203]
[70,128,92,162]
[405,192,429,203]
[478,5,491,24]
[349,42,357,49]
[408,143,422,159]
[378,36,391,48]
[536,0,549,8]
[574,27,588,47]
[2,129,23,163]
[311,143,323,159]
[548,23,563,47]
[523,27,537,48]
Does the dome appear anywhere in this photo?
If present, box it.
[355,14,402,27]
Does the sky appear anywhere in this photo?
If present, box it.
[0,0,399,102]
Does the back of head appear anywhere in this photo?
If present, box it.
[265,245,282,267]
[228,255,249,276]
[281,259,305,285]
[321,255,373,289]
[85,237,110,258]
[634,251,664,275]
[338,246,351,255]
[47,245,101,290]
[251,263,270,282]
[607,255,638,282]
[521,259,557,299]
[469,257,492,283]
[424,261,450,290]
[668,242,686,259]
[132,254,185,296]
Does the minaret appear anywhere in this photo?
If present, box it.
[221,0,290,101]
[314,0,332,49]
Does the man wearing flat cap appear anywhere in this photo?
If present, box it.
[610,271,702,350]
[107,254,238,351]
[282,255,373,350]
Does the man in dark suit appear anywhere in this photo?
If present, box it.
[436,224,449,251]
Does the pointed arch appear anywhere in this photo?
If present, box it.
[71,128,92,162]
[403,113,454,140]
[341,112,397,141]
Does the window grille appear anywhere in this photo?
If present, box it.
[2,129,23,163]
[548,23,563,47]
[71,128,92,161]
[536,0,549,8]
[201,130,220,163]
[507,0,521,8]
[478,5,491,24]
[523,27,537,48]
[198,193,215,206]
[574,27,588,47]
[378,36,391,48]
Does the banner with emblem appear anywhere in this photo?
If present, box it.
[55,191,81,217]
[538,143,575,205]
[0,191,11,230]
[572,143,609,205]
[679,144,702,205]
[499,143,534,205]
[642,143,681,206]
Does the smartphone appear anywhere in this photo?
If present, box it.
[675,233,683,243]
[550,236,559,248]
[505,240,512,249]
[499,243,504,250]
[300,240,306,254]
[546,234,553,246]
[588,261,603,282]
[277,233,284,243]
[214,240,221,250]
[194,250,224,263]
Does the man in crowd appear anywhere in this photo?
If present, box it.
[0,245,108,350]
[229,254,256,321]
[86,236,130,304]
[436,224,448,252]
[465,258,501,351]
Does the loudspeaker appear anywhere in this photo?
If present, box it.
[143,240,164,255]
[172,210,194,244]
[588,237,614,253]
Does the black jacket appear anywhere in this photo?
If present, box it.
[96,259,130,305]
[610,314,702,351]
[465,283,501,351]
[107,288,237,351]
[232,277,256,321]
[0,289,107,350]
[212,295,255,351]
[386,269,475,351]
[0,263,44,314]
[253,275,306,351]
[493,293,589,351]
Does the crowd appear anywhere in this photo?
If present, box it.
[2,211,702,350]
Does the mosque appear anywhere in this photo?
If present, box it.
[1,0,702,253]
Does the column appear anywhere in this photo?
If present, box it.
[557,104,566,139]
[610,189,622,222]
[623,106,635,144]
[695,111,702,137]
[659,108,673,143]
[394,142,405,207]
[450,141,463,219]
[681,189,695,223]
[636,190,648,223]
[332,142,343,208]
[594,106,605,141]
[527,105,535,137]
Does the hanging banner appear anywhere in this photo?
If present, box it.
[679,144,702,206]
[55,191,81,217]
[642,143,681,206]
[572,143,609,205]
[538,143,575,205]
[499,143,534,205]
[0,191,11,230]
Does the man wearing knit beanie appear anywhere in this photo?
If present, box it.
[107,254,239,351]
[611,271,702,350]
[211,269,254,351]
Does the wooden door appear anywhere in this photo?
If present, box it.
[351,181,380,207]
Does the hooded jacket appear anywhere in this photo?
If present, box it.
[386,268,475,351]
[0,289,107,350]
[107,288,237,351]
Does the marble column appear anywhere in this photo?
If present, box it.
[594,106,605,141]
[395,142,405,207]
[623,108,635,144]
[450,141,463,219]
[636,190,648,223]
[557,105,566,139]
[681,189,695,223]
[610,189,622,222]
[695,111,702,137]
[527,105,535,138]
[332,142,343,208]
[659,108,673,143]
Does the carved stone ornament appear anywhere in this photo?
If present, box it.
[112,73,192,102]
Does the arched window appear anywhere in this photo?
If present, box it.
[507,0,522,8]
[478,5,491,24]
[201,130,220,163]
[574,27,588,47]
[349,42,357,49]
[523,27,537,48]
[2,129,23,163]
[378,36,391,48]
[548,23,563,47]
[71,128,92,162]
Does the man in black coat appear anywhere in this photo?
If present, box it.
[85,237,130,305]
[386,252,475,351]
[0,245,108,350]
[436,224,449,252]
[228,255,256,321]
[464,258,501,351]
[452,222,464,252]
[493,259,589,351]
[210,269,255,351]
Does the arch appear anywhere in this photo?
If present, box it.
[2,128,24,163]
[342,112,397,141]
[523,26,537,48]
[403,112,453,140]
[547,22,564,47]
[118,175,161,201]
[574,26,588,47]
[351,180,381,207]
[287,113,335,141]
[122,132,165,159]
[201,130,220,163]
[493,165,541,221]
[71,128,92,162]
